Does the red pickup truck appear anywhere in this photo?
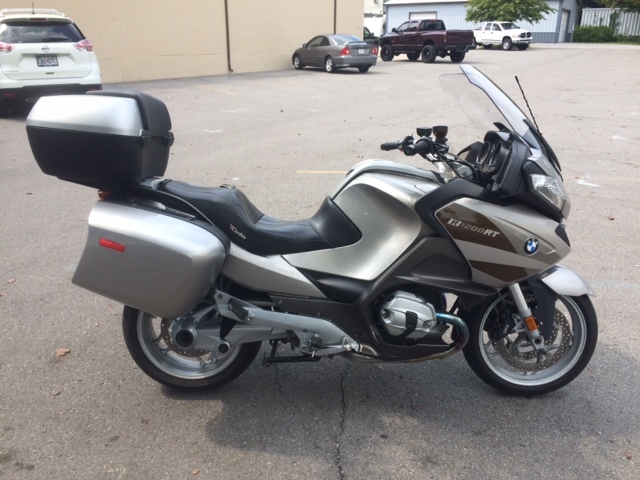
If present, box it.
[379,19,475,63]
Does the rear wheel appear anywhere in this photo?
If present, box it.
[325,56,335,73]
[463,290,597,396]
[358,66,370,73]
[421,44,437,63]
[450,51,465,63]
[380,44,394,61]
[483,44,493,50]
[0,103,9,118]
[407,52,420,61]
[502,37,513,51]
[122,306,261,391]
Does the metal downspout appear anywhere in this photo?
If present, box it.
[224,0,233,72]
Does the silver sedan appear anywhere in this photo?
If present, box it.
[292,34,378,73]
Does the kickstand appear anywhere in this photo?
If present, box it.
[263,339,280,367]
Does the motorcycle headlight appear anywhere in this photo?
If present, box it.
[530,174,566,211]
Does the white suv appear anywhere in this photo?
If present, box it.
[0,8,102,116]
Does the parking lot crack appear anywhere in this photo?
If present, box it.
[335,362,349,480]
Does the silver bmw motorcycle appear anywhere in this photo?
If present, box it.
[27,65,597,396]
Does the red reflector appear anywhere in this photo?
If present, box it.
[99,238,125,252]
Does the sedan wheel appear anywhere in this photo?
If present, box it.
[293,54,303,70]
[358,66,370,73]
[325,57,335,73]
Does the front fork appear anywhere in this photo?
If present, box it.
[507,283,548,354]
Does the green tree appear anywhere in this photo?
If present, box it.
[599,0,640,12]
[465,0,556,24]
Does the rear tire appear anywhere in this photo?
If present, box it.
[462,291,597,396]
[358,66,370,73]
[122,306,261,391]
[450,51,465,63]
[325,56,335,73]
[421,44,437,63]
[380,44,394,61]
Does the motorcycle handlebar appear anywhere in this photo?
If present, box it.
[404,138,432,156]
[380,141,401,151]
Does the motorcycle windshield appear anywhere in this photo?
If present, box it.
[441,65,549,159]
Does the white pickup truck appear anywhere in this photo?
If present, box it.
[473,22,532,51]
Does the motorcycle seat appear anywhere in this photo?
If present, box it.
[161,181,361,256]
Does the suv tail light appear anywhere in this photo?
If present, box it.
[74,39,94,52]
[0,42,15,54]
[339,46,350,56]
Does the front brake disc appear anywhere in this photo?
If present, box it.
[493,310,572,372]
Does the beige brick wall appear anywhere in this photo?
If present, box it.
[2,0,363,83]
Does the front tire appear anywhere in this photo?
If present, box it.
[380,44,394,61]
[292,54,303,70]
[122,306,261,391]
[358,66,370,73]
[407,52,420,61]
[463,292,597,396]
[502,37,513,51]
[517,44,529,51]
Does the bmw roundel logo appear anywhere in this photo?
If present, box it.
[524,238,539,255]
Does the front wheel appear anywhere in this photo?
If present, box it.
[380,44,394,61]
[502,37,513,51]
[407,52,420,61]
[517,44,529,51]
[292,54,303,70]
[463,292,597,396]
[357,66,370,73]
[122,306,261,391]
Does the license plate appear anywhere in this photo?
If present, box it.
[36,55,58,67]
[358,49,366,55]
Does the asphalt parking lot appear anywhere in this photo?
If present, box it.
[1,43,640,479]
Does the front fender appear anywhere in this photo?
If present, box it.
[538,265,595,297]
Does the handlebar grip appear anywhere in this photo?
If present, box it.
[404,139,432,156]
[380,142,401,151]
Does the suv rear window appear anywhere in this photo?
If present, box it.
[0,21,84,44]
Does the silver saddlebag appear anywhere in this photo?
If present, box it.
[72,202,227,318]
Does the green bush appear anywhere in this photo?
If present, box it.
[574,25,616,43]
